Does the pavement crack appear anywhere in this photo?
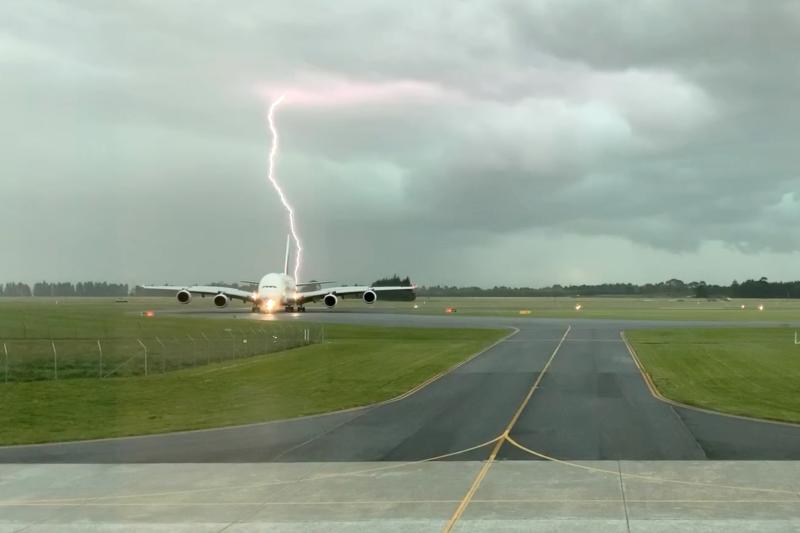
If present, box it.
[269,406,376,461]
[617,460,631,533]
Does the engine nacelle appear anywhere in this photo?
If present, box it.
[323,293,338,308]
[176,290,192,304]
[213,293,229,308]
[362,290,377,304]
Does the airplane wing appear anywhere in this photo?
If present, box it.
[295,285,415,303]
[141,285,256,302]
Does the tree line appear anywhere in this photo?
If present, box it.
[372,275,413,287]
[0,282,129,297]
[418,277,800,299]
[371,275,416,301]
[3,277,799,299]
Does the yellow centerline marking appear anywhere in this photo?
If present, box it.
[0,436,505,506]
[504,434,800,497]
[443,325,571,532]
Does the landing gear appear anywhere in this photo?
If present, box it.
[284,305,295,313]
[298,305,306,313]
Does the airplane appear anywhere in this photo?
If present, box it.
[142,236,415,313]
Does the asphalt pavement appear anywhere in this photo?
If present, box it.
[1,310,799,462]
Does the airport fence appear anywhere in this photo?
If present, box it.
[0,324,323,382]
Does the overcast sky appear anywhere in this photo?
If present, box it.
[2,0,799,287]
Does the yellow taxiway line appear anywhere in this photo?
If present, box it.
[443,325,571,532]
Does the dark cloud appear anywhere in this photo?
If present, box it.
[1,0,799,287]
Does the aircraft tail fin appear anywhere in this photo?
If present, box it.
[283,234,291,276]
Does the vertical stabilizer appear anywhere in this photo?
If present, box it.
[283,234,291,276]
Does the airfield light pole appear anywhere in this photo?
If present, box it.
[155,337,166,372]
[187,334,197,366]
[137,339,148,376]
[97,340,103,378]
[226,329,236,359]
[51,341,58,380]
[3,342,8,383]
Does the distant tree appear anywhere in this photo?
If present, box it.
[371,275,416,300]
[33,282,45,297]
[693,282,709,299]
[2,282,32,297]
[19,281,130,297]
[372,274,413,287]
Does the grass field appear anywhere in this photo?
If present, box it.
[627,328,800,424]
[0,298,320,380]
[0,297,308,339]
[5,293,800,321]
[0,299,505,444]
[3,296,800,443]
[16,295,798,322]
[332,295,800,322]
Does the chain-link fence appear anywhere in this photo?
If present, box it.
[1,324,323,382]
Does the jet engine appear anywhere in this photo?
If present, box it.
[213,293,229,308]
[176,290,192,304]
[362,290,377,304]
[323,294,338,308]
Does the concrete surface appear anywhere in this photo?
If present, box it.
[1,461,799,532]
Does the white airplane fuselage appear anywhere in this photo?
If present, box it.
[255,272,296,311]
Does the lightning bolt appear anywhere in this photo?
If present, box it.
[267,94,302,281]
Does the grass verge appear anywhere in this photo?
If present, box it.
[627,328,800,423]
[0,324,506,445]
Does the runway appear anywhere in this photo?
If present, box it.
[1,311,800,463]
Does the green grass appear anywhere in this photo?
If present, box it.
[4,295,800,324]
[0,298,319,380]
[0,323,505,444]
[627,328,800,423]
[3,296,799,443]
[0,297,289,339]
[397,296,800,321]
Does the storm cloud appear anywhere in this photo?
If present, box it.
[1,0,799,286]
